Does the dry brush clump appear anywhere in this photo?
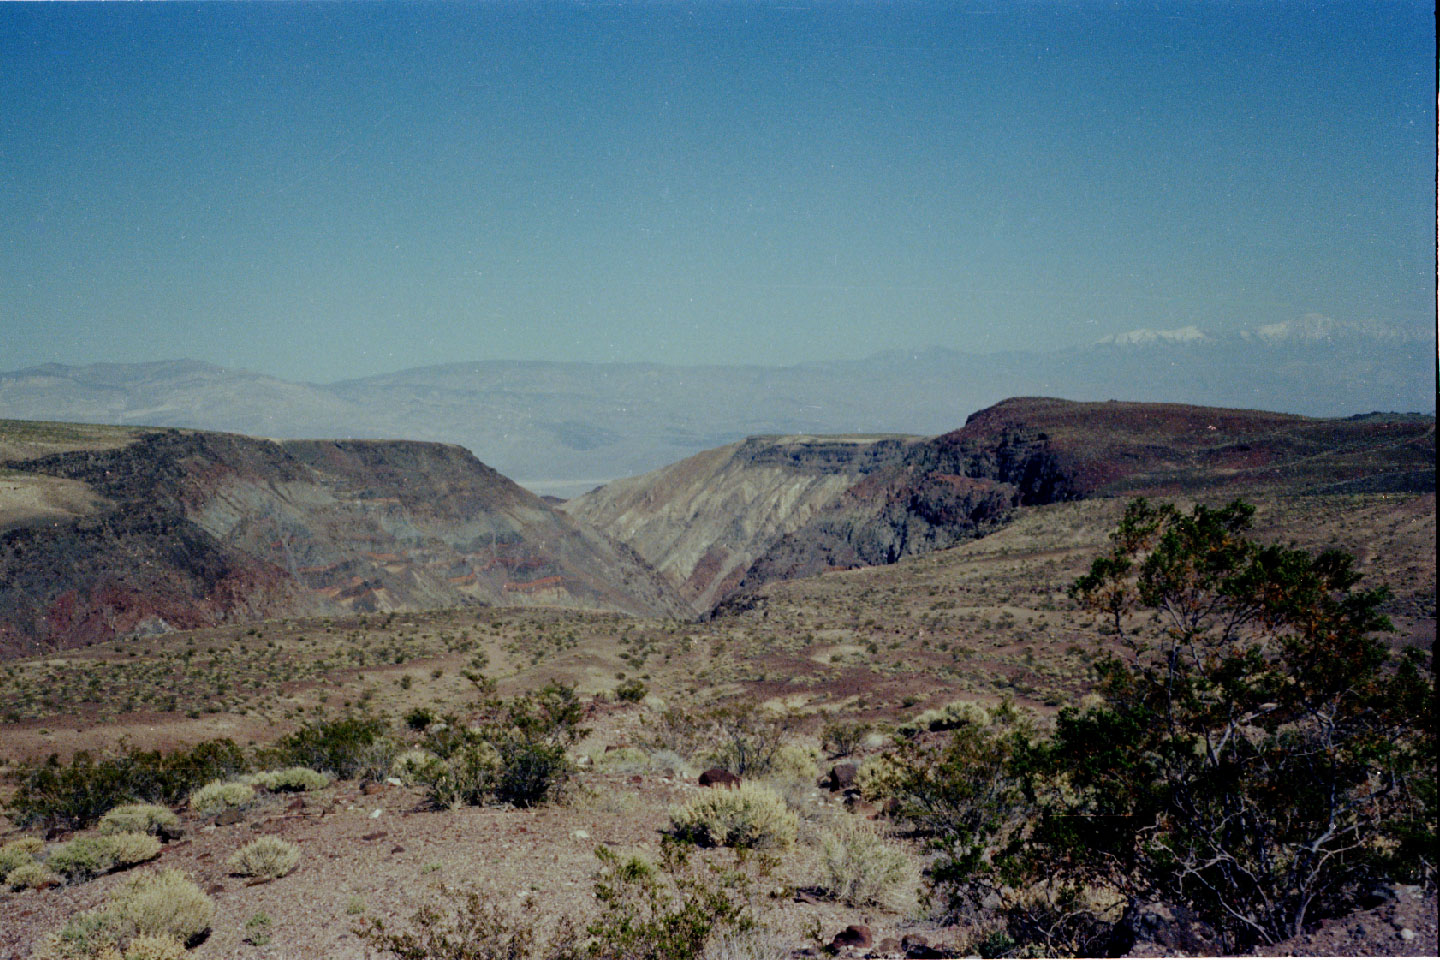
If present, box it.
[97,804,182,841]
[669,782,798,850]
[244,766,330,792]
[813,816,921,912]
[188,779,254,816]
[33,868,213,959]
[46,832,163,883]
[227,835,301,881]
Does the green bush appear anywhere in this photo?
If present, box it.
[614,678,648,703]
[46,832,162,882]
[669,782,797,850]
[6,859,58,890]
[814,817,919,910]
[390,748,439,786]
[116,935,187,960]
[766,743,819,784]
[0,835,43,875]
[189,780,255,816]
[821,721,871,758]
[704,706,793,778]
[271,714,394,781]
[98,804,183,841]
[9,739,247,830]
[227,835,301,881]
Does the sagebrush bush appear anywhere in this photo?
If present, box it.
[855,753,904,801]
[766,743,820,783]
[6,859,58,890]
[46,832,161,882]
[389,748,437,786]
[189,779,255,816]
[669,782,797,849]
[227,835,301,881]
[592,746,650,774]
[815,816,920,911]
[247,767,330,792]
[98,804,182,840]
[114,934,186,960]
[110,868,214,944]
[0,835,43,875]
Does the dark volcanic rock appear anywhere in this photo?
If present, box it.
[698,768,741,788]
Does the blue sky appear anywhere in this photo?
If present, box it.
[1,1,1433,382]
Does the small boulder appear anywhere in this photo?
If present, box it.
[875,937,903,958]
[215,808,244,826]
[361,781,388,796]
[831,925,872,950]
[901,934,948,958]
[698,768,741,788]
[822,763,858,792]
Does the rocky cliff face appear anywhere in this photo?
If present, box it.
[571,399,1436,613]
[0,424,688,657]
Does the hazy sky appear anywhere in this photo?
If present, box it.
[2,1,1433,382]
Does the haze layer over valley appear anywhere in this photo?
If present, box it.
[2,317,1431,497]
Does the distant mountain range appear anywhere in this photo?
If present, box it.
[3,316,1432,495]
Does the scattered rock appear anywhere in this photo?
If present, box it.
[286,797,306,811]
[390,845,405,854]
[362,782,388,796]
[629,775,643,784]
[831,925,872,950]
[874,937,903,957]
[571,830,590,840]
[205,884,225,895]
[844,795,879,817]
[699,768,740,788]
[821,763,858,792]
[900,934,948,958]
[361,831,388,841]
[385,777,404,787]
[369,808,383,819]
[1400,928,1416,941]
[216,809,244,826]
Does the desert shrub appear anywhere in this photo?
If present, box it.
[110,868,214,944]
[814,817,920,911]
[98,804,182,840]
[227,835,300,881]
[189,779,255,816]
[356,889,545,960]
[821,721,871,758]
[36,909,129,959]
[642,706,714,759]
[270,714,394,781]
[405,706,437,731]
[117,935,186,960]
[248,766,330,792]
[357,843,752,960]
[669,782,797,850]
[614,678,648,703]
[9,738,247,830]
[0,834,43,874]
[47,832,162,882]
[415,684,585,810]
[897,699,990,738]
[591,746,650,774]
[7,859,58,890]
[575,843,753,960]
[390,748,439,786]
[908,499,1437,955]
[854,753,904,801]
[704,706,793,778]
[766,743,819,784]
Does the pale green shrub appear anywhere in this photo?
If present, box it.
[119,935,186,960]
[670,782,797,849]
[6,859,58,890]
[855,753,904,801]
[46,833,161,882]
[0,835,43,875]
[814,816,920,911]
[389,748,436,785]
[247,767,329,792]
[189,779,254,816]
[592,746,650,773]
[98,804,182,840]
[227,835,300,881]
[110,868,214,944]
[767,743,820,783]
[34,909,127,959]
